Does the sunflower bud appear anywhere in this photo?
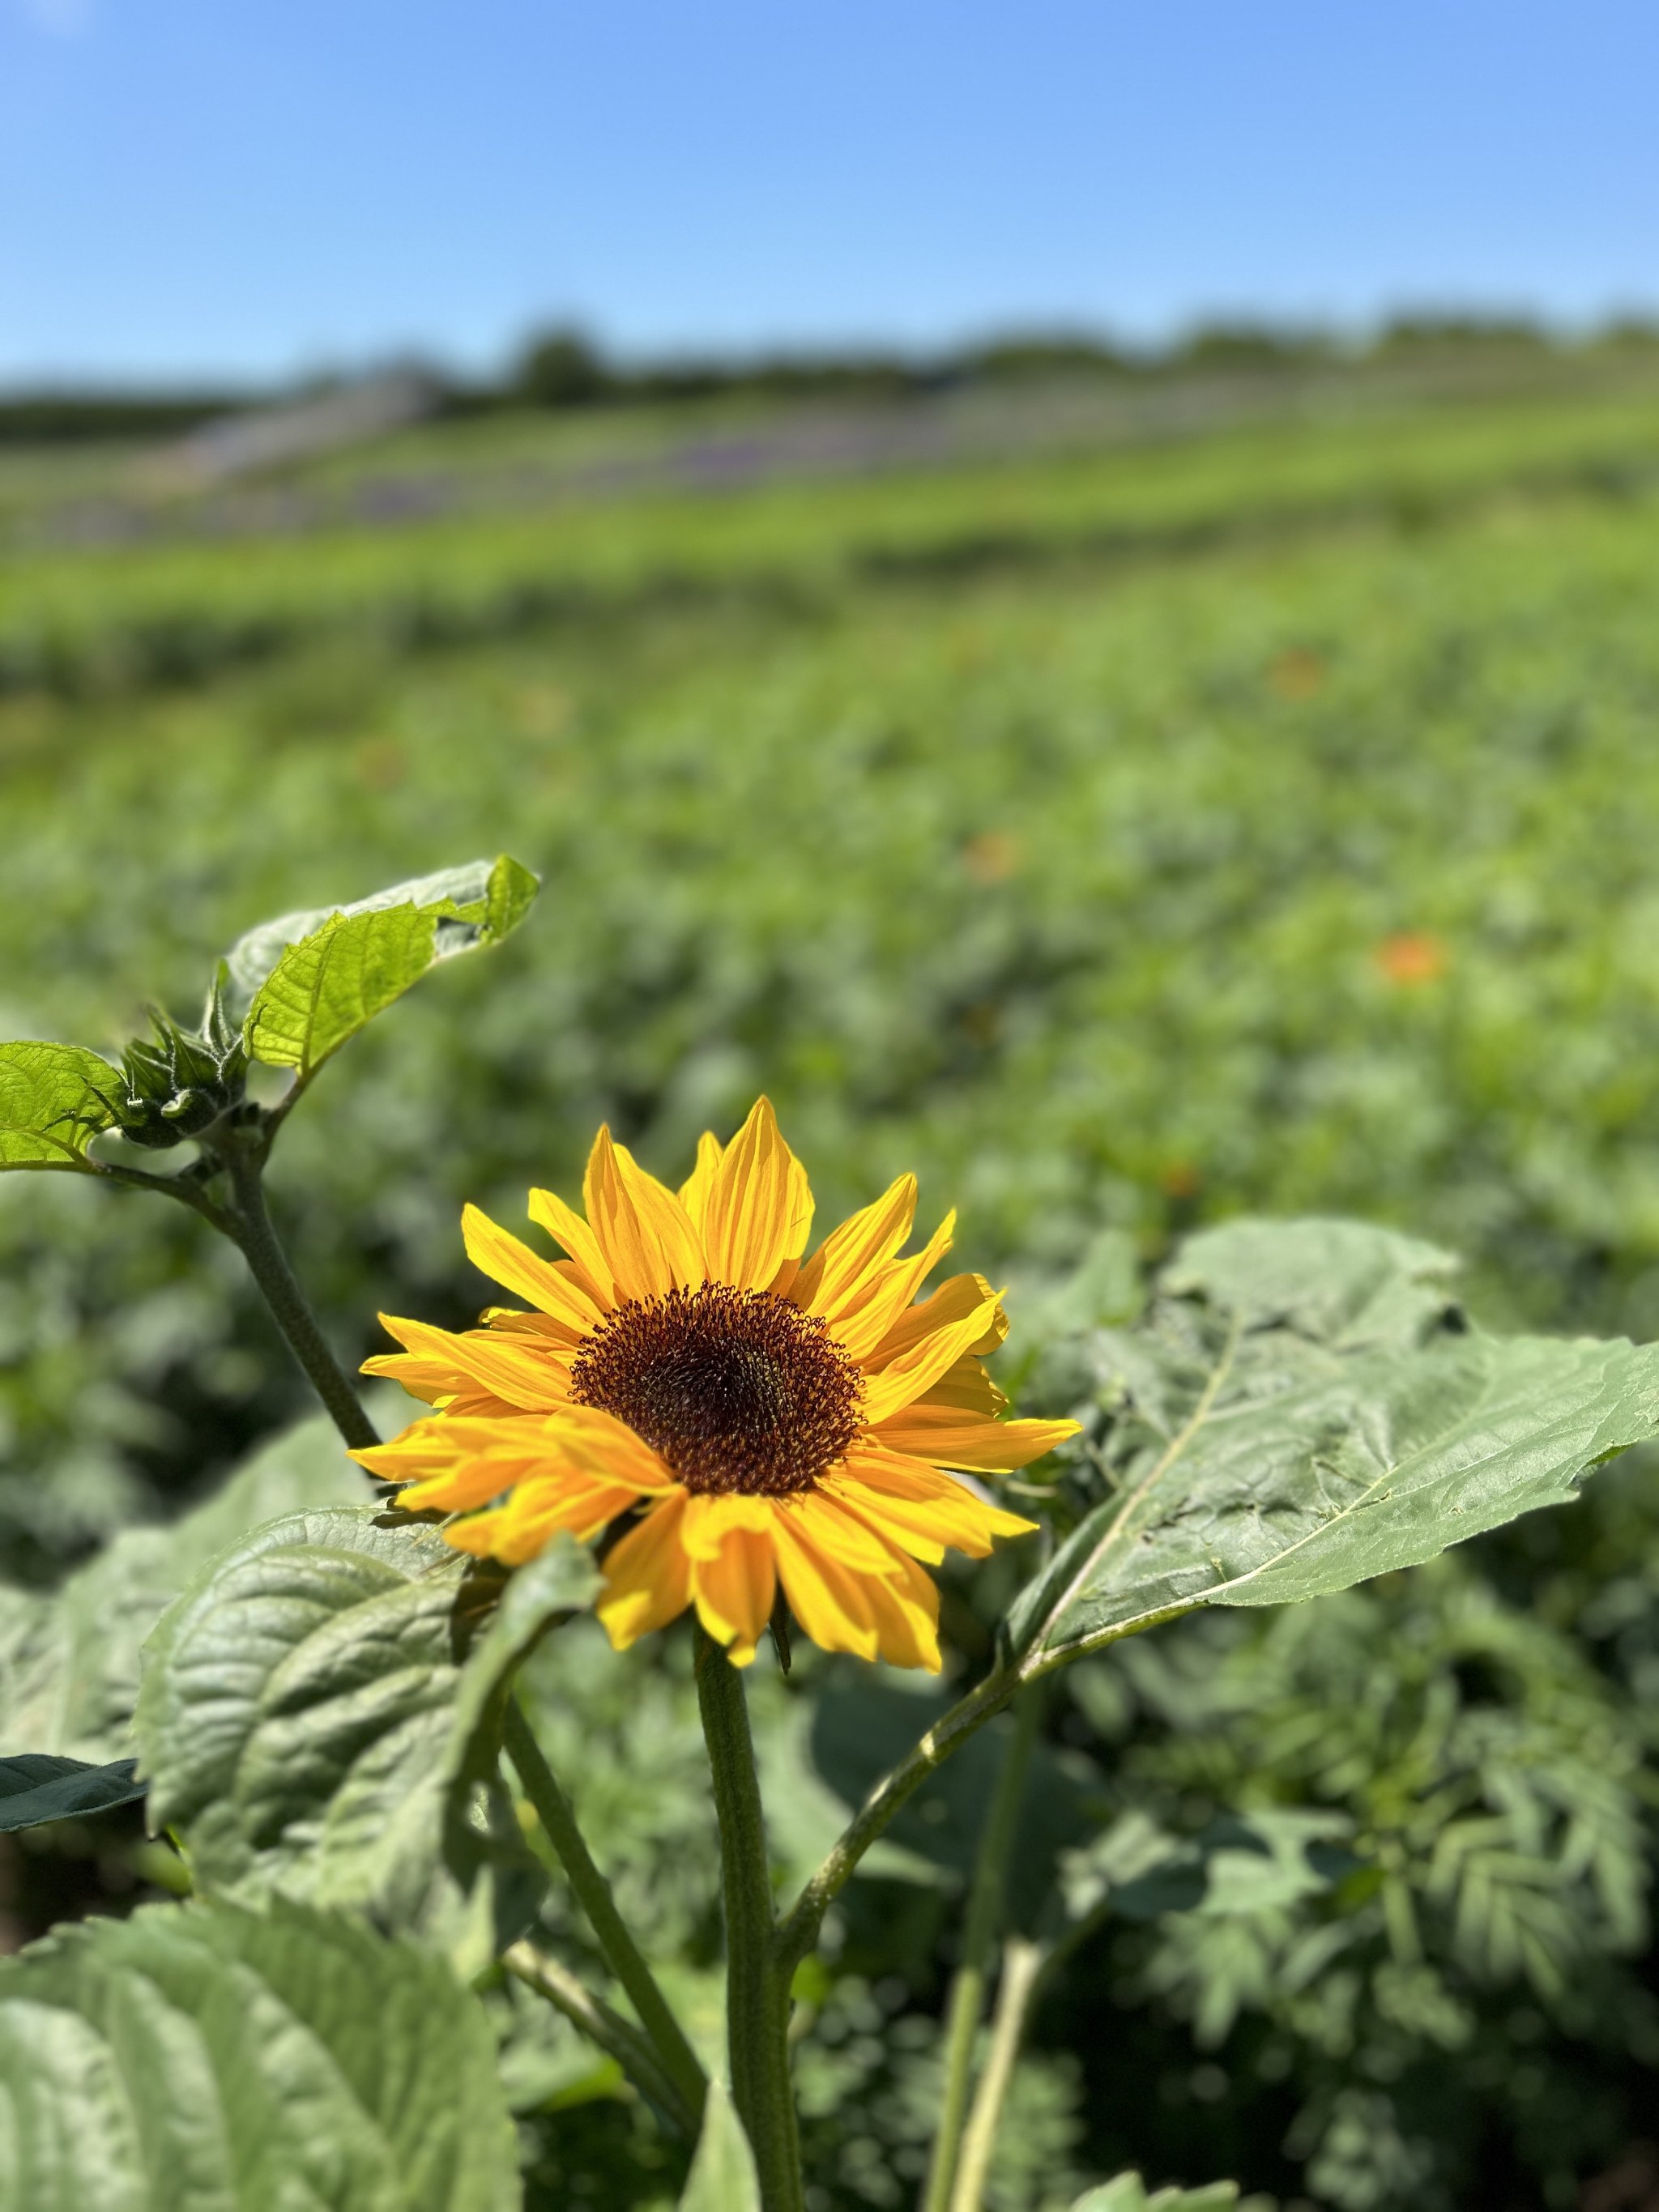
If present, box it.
[112,978,248,1149]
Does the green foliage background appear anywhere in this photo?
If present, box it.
[4,367,1659,2208]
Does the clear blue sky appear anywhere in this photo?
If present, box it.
[4,0,1657,387]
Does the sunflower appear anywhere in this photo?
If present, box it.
[351,1100,1076,1671]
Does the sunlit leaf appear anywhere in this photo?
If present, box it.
[232,853,539,1075]
[1009,1220,1659,1668]
[0,1040,118,1170]
[0,1417,363,1763]
[134,1507,470,1924]
[0,1754,143,1833]
[0,1899,519,2212]
[134,1502,546,1964]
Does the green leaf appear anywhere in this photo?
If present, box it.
[678,2079,761,2212]
[0,1040,118,1170]
[230,854,539,1076]
[0,1754,144,1832]
[446,1536,603,1796]
[0,1416,364,1762]
[1069,2176,1239,2211]
[1009,1220,1659,1669]
[1057,1808,1359,1929]
[0,1898,520,2212]
[134,1506,472,1925]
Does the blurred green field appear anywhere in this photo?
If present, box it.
[6,372,1659,2209]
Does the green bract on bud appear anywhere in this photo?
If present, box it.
[110,974,249,1150]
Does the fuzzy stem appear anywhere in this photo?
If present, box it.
[220,1148,379,1451]
[919,1686,1041,2212]
[503,1698,709,2124]
[503,1940,699,2140]
[947,1937,1045,2212]
[693,1630,806,2212]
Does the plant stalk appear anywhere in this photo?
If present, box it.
[220,1147,380,1450]
[920,1686,1041,2212]
[778,1661,1018,1972]
[693,1629,806,2212]
[504,1940,699,2140]
[503,1698,709,2125]
[947,1936,1045,2212]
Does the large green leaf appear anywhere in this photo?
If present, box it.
[0,1040,118,1170]
[678,2080,761,2212]
[0,1755,144,1832]
[0,1417,363,1763]
[134,1507,473,1925]
[0,1898,520,2212]
[1009,1221,1659,1669]
[231,854,539,1075]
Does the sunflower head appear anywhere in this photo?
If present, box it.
[352,1099,1077,1671]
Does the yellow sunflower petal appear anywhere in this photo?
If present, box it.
[351,1404,676,1511]
[907,1353,1008,1416]
[791,1173,918,1323]
[680,1491,778,1560]
[494,1473,635,1562]
[527,1184,618,1306]
[782,1490,910,1574]
[359,1349,497,1409]
[834,1443,1040,1543]
[860,1281,1007,1425]
[834,1209,957,1362]
[698,1097,811,1292]
[462,1204,603,1335]
[365,1314,572,1413]
[440,1507,513,1558]
[770,1515,881,1661]
[583,1126,707,1301]
[820,1477,949,1564]
[432,1471,640,1566]
[861,1549,943,1672]
[869,1405,1081,1473]
[827,1460,1036,1564]
[598,1495,693,1650]
[865,1271,1008,1367]
[691,1525,778,1667]
[677,1131,724,1230]
[764,1150,817,1297]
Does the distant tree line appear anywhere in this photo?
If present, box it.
[6,313,1659,443]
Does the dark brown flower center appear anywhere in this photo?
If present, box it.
[569,1282,864,1496]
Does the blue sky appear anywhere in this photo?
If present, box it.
[3,0,1657,386]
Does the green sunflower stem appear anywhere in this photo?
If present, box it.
[693,1627,807,2212]
[503,1698,710,2126]
[920,1681,1042,2212]
[219,1145,381,1451]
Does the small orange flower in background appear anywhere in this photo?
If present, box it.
[1374,931,1448,987]
[1268,647,1325,701]
[961,830,1023,885]
[352,1101,1074,1672]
